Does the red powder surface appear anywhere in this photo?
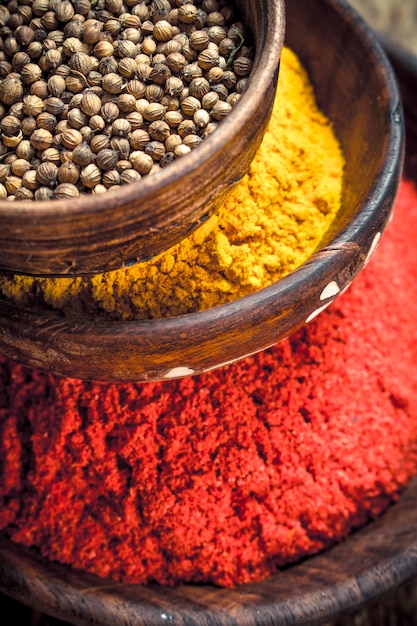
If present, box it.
[1,179,417,588]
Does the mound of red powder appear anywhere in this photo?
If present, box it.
[1,179,417,588]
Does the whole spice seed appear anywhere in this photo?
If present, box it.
[36,161,58,186]
[0,178,416,588]
[0,0,255,200]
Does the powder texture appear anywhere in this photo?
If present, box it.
[0,47,344,320]
[1,178,417,588]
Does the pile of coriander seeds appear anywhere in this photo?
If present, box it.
[0,0,254,201]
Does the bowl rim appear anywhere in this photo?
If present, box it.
[0,0,286,218]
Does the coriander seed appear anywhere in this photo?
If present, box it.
[1,114,21,135]
[67,107,88,129]
[102,169,120,187]
[47,74,66,96]
[22,94,43,116]
[92,183,107,194]
[0,163,10,181]
[148,119,170,142]
[14,186,33,200]
[178,4,198,24]
[34,186,54,200]
[36,161,58,186]
[93,40,114,59]
[57,161,80,183]
[80,90,101,116]
[61,128,83,148]
[143,102,165,122]
[10,157,31,176]
[174,143,191,158]
[72,141,93,166]
[117,93,136,113]
[89,114,105,131]
[211,99,232,119]
[144,140,165,161]
[129,150,153,175]
[110,136,130,159]
[160,151,175,168]
[95,148,118,171]
[164,133,182,152]
[117,57,137,79]
[30,127,53,150]
[102,72,124,94]
[90,134,110,153]
[5,174,23,194]
[120,168,141,184]
[11,51,30,72]
[101,101,119,123]
[0,0,255,200]
[80,163,101,187]
[22,169,39,190]
[36,111,57,132]
[0,76,23,104]
[128,128,150,150]
[20,63,42,84]
[116,159,132,172]
[193,108,210,128]
[40,147,61,164]
[54,182,80,198]
[15,139,35,162]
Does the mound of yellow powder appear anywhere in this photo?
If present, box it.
[0,48,344,321]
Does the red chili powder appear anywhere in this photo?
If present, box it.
[1,178,417,588]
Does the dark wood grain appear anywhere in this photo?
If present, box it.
[0,0,285,277]
[0,0,405,383]
[1,475,417,626]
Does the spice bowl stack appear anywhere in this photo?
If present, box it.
[0,0,412,624]
[0,0,404,384]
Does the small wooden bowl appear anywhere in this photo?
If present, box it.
[0,0,405,383]
[0,0,285,277]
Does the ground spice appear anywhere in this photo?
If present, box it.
[1,177,417,588]
[0,47,344,320]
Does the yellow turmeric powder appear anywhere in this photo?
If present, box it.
[0,48,345,321]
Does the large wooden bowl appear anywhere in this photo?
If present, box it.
[0,0,285,277]
[1,456,417,626]
[0,0,405,383]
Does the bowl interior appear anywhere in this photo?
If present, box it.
[0,0,404,382]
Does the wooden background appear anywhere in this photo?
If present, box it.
[349,0,417,54]
[1,1,417,624]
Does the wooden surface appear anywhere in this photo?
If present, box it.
[0,0,404,383]
[0,0,285,277]
[349,0,417,55]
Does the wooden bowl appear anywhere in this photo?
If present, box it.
[0,0,405,383]
[1,469,417,626]
[0,0,285,277]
